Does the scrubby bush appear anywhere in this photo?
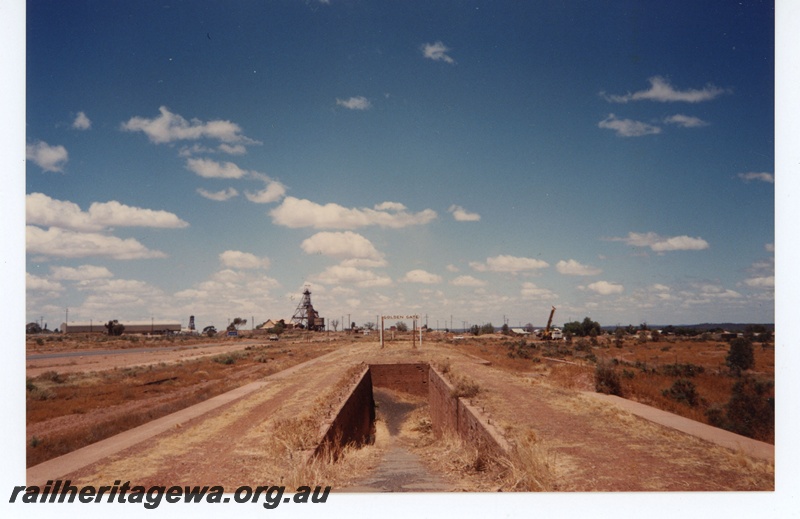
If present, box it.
[594,363,622,396]
[706,375,774,442]
[662,379,699,407]
[726,337,755,374]
[661,363,705,378]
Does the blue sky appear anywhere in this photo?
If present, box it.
[22,0,776,331]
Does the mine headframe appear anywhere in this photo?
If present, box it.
[290,287,326,331]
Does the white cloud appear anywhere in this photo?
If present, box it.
[26,193,189,231]
[765,243,774,252]
[301,231,384,263]
[664,114,708,127]
[520,282,557,300]
[197,187,239,201]
[687,283,743,302]
[400,269,442,284]
[311,264,392,288]
[446,264,460,273]
[218,143,247,155]
[470,255,549,273]
[219,250,270,270]
[448,205,481,222]
[738,172,774,184]
[121,106,260,145]
[86,200,189,229]
[186,158,249,179]
[26,141,69,172]
[50,265,114,281]
[450,275,486,287]
[587,281,624,295]
[244,174,286,204]
[602,76,728,103]
[26,272,64,292]
[598,114,661,137]
[744,276,774,288]
[421,41,455,64]
[27,226,166,259]
[336,96,371,110]
[609,231,709,252]
[270,197,437,229]
[72,111,92,130]
[556,259,602,276]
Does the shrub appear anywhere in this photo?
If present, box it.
[213,354,236,365]
[726,376,774,441]
[451,376,481,399]
[662,379,699,407]
[726,337,755,374]
[705,375,774,442]
[594,363,622,396]
[661,363,705,378]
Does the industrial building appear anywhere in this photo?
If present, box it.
[61,320,182,335]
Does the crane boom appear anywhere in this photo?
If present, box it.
[542,306,556,340]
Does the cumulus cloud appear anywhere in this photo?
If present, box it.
[664,114,708,127]
[197,187,239,201]
[50,265,114,281]
[450,275,486,287]
[311,264,392,288]
[587,281,624,295]
[186,158,250,179]
[301,231,384,263]
[244,173,286,204]
[520,282,557,300]
[681,283,742,304]
[26,141,69,172]
[470,255,549,273]
[598,114,661,137]
[27,226,166,259]
[609,231,709,252]
[270,197,437,229]
[738,172,774,184]
[400,269,442,284]
[744,276,774,288]
[336,96,371,110]
[218,143,247,155]
[26,273,64,292]
[121,106,259,145]
[448,205,481,222]
[421,41,455,64]
[556,259,602,276]
[26,193,189,232]
[602,76,728,103]
[219,250,270,270]
[72,111,92,130]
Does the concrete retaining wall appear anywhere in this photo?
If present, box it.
[369,363,429,396]
[314,363,509,461]
[314,366,375,458]
[427,367,511,459]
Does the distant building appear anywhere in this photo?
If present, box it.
[510,328,530,336]
[61,320,181,335]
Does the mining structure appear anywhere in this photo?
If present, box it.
[290,288,325,331]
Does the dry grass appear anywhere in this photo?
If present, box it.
[264,363,378,487]
[460,337,776,444]
[26,343,334,467]
[497,430,557,491]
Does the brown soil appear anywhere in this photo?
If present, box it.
[26,334,774,491]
